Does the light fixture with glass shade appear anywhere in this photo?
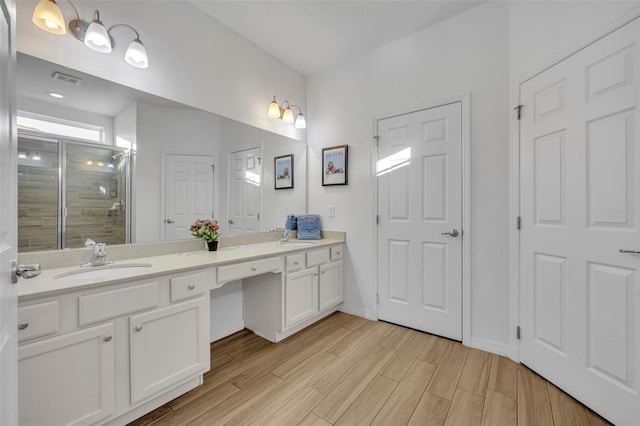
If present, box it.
[31,0,148,69]
[267,96,306,129]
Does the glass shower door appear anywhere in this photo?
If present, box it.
[64,143,128,248]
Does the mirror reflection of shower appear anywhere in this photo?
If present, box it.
[17,133,131,252]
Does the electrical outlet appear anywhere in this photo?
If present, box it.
[329,205,335,218]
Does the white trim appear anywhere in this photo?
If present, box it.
[338,303,378,321]
[372,93,472,344]
[470,337,509,358]
[210,320,245,342]
[509,8,640,363]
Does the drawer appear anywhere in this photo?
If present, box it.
[331,245,344,261]
[217,257,281,283]
[79,282,160,326]
[306,248,330,267]
[285,254,305,272]
[171,271,208,302]
[18,301,59,342]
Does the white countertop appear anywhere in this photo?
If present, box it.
[18,239,344,301]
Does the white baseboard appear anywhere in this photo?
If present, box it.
[468,336,509,358]
[210,320,245,342]
[338,304,377,321]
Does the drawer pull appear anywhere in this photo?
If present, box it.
[103,335,112,342]
[251,267,257,271]
[18,322,29,330]
[314,273,318,276]
[322,271,326,274]
[336,251,341,255]
[134,324,143,332]
[188,284,196,290]
[294,261,299,265]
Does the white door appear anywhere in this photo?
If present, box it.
[228,147,262,235]
[0,1,17,424]
[520,19,640,426]
[164,154,214,241]
[377,102,462,340]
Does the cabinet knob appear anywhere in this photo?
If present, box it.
[134,324,143,332]
[188,284,196,290]
[251,267,257,271]
[17,322,29,330]
[103,335,112,342]
[314,273,318,276]
[294,261,299,265]
[321,271,326,274]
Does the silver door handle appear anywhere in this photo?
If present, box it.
[11,261,41,283]
[165,219,175,224]
[441,229,459,237]
[228,219,234,224]
[619,249,640,254]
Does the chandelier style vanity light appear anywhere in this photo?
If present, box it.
[268,96,306,129]
[32,0,149,69]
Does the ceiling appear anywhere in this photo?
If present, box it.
[191,1,483,76]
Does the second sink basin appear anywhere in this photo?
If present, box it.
[54,264,152,281]
[279,242,316,247]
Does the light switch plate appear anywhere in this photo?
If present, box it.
[329,205,335,218]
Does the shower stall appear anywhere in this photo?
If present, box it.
[18,131,131,252]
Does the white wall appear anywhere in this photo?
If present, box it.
[16,0,307,141]
[135,103,221,243]
[307,2,512,354]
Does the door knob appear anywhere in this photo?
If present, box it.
[228,219,234,224]
[165,219,175,224]
[11,261,41,283]
[441,229,459,237]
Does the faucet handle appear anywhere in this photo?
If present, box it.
[84,239,96,248]
[94,243,106,256]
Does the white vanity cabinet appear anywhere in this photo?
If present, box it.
[17,268,212,426]
[244,244,344,342]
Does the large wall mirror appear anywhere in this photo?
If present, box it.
[17,53,307,253]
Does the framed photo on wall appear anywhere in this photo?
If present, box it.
[274,154,294,189]
[322,145,348,186]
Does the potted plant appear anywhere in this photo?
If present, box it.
[190,219,220,251]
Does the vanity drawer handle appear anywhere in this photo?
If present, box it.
[188,284,196,290]
[103,335,112,342]
[294,261,299,265]
[18,322,29,331]
[322,271,326,274]
[134,324,143,332]
[251,267,257,271]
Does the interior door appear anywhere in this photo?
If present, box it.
[520,19,640,426]
[0,0,18,423]
[377,102,462,340]
[164,154,214,241]
[227,147,262,235]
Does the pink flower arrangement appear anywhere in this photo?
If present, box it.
[190,219,220,242]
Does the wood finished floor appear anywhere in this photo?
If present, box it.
[129,312,609,426]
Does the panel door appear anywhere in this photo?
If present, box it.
[129,297,210,404]
[164,154,214,241]
[18,323,115,426]
[319,261,343,311]
[284,267,319,329]
[227,147,262,235]
[377,102,463,340]
[520,18,640,426]
[0,2,17,423]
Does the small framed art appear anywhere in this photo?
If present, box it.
[322,145,348,186]
[274,154,294,189]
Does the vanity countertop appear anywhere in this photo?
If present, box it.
[18,238,344,301]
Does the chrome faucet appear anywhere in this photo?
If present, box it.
[82,239,112,267]
[279,229,292,243]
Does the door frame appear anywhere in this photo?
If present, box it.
[372,93,472,346]
[159,152,216,241]
[509,6,640,362]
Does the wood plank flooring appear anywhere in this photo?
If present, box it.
[128,312,609,426]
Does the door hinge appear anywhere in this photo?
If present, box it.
[257,212,260,220]
[516,216,521,230]
[211,164,215,172]
[373,135,379,146]
[514,105,523,120]
[376,214,379,225]
[516,326,521,340]
[376,294,379,305]
[257,157,262,165]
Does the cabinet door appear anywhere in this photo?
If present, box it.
[19,323,115,426]
[319,261,343,311]
[284,267,319,329]
[129,297,209,404]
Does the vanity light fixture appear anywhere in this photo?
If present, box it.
[18,152,28,159]
[32,0,149,69]
[268,96,307,129]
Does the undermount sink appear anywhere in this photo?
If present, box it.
[54,264,152,281]
[279,241,316,247]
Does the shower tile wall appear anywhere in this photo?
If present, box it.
[18,165,58,251]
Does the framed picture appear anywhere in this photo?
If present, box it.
[274,154,294,189]
[322,145,348,186]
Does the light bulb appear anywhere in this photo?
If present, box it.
[268,97,281,119]
[84,12,112,53]
[18,152,27,159]
[125,39,149,68]
[32,153,42,161]
[282,107,294,124]
[32,0,66,35]
[86,160,93,165]
[97,161,104,167]
[295,113,306,129]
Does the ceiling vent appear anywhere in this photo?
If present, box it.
[52,72,82,85]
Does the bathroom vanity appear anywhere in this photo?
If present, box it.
[16,236,344,426]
